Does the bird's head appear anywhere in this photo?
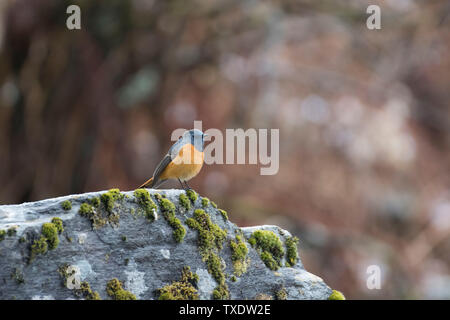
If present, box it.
[183,129,208,151]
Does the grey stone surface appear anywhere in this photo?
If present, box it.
[0,189,332,300]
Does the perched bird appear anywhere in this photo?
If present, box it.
[138,129,208,190]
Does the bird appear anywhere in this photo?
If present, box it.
[138,129,208,190]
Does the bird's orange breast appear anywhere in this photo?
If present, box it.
[160,143,204,181]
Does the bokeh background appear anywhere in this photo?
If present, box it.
[0,0,449,299]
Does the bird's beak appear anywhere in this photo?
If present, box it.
[203,133,209,138]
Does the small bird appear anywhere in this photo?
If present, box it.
[138,129,208,190]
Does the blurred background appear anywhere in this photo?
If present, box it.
[0,0,449,299]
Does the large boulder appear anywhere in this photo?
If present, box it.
[0,189,334,300]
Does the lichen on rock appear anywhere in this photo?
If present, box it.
[58,264,101,300]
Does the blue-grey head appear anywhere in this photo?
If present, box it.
[182,129,208,152]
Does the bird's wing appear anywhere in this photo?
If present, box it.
[168,137,184,159]
[152,138,185,183]
[152,154,172,184]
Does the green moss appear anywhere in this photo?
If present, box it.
[29,218,66,262]
[7,226,17,237]
[230,235,249,276]
[51,217,64,234]
[179,193,191,211]
[212,283,229,300]
[30,236,48,262]
[78,202,107,229]
[58,265,101,300]
[79,202,101,227]
[58,264,74,287]
[154,193,162,201]
[100,188,123,213]
[134,189,157,221]
[11,268,25,284]
[106,278,136,300]
[285,236,299,267]
[201,197,210,208]
[211,201,218,209]
[230,275,237,282]
[89,197,100,208]
[79,202,94,216]
[276,287,288,300]
[206,253,228,299]
[186,209,227,257]
[61,200,72,211]
[0,227,17,240]
[260,251,279,271]
[219,209,228,221]
[248,230,284,271]
[328,290,345,300]
[19,236,26,243]
[121,235,127,242]
[207,252,226,285]
[186,209,229,299]
[156,197,186,243]
[158,266,199,300]
[159,197,176,212]
[186,189,198,203]
[173,226,186,243]
[79,281,101,300]
[41,222,59,250]
[255,293,273,300]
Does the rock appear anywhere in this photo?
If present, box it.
[0,189,333,300]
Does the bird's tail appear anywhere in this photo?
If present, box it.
[138,177,154,189]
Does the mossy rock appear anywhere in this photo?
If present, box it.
[230,235,249,276]
[158,266,199,300]
[106,278,136,300]
[61,200,72,211]
[186,209,229,299]
[248,230,284,270]
[0,189,333,300]
[178,193,191,211]
[134,189,157,221]
[100,189,124,213]
[155,195,186,243]
[328,290,345,300]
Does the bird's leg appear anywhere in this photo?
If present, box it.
[177,178,186,190]
[184,180,192,190]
